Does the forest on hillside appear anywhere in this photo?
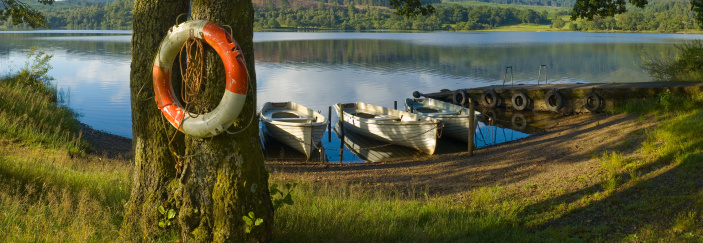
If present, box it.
[0,0,699,32]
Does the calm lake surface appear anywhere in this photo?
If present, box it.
[2,30,702,161]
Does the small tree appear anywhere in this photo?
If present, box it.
[552,18,565,29]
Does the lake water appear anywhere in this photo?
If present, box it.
[2,30,701,162]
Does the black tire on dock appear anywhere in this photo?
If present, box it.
[481,89,499,109]
[544,89,564,112]
[413,91,422,98]
[511,112,527,131]
[453,89,468,106]
[511,90,530,111]
[584,92,604,113]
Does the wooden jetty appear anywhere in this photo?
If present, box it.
[414,81,703,114]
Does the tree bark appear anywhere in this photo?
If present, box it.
[120,0,189,240]
[177,1,273,241]
[121,0,273,241]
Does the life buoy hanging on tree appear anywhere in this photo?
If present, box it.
[153,20,248,138]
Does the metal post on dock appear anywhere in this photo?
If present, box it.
[394,101,397,110]
[468,98,475,156]
[338,103,344,164]
[503,66,513,89]
[328,106,332,143]
[538,65,547,86]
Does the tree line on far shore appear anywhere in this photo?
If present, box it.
[0,0,700,33]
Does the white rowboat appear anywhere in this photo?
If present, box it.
[260,102,328,161]
[334,102,439,155]
[405,98,481,142]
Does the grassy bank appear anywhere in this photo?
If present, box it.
[0,54,130,241]
[1,53,701,240]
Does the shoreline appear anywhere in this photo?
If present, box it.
[79,123,133,159]
[266,113,651,198]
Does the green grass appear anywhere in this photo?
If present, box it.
[0,150,131,242]
[0,48,89,156]
[272,182,532,242]
[489,23,553,31]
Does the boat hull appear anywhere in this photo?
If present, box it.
[260,102,328,160]
[334,102,438,155]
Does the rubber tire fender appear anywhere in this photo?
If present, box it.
[481,89,499,109]
[453,89,468,106]
[511,90,529,111]
[584,92,603,113]
[544,89,564,112]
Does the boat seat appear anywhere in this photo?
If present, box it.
[270,117,315,122]
[424,111,461,116]
[367,115,400,122]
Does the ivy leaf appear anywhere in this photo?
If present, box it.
[158,221,166,228]
[283,194,294,205]
[158,205,166,215]
[254,218,263,226]
[243,216,253,226]
[248,211,255,219]
[167,209,176,219]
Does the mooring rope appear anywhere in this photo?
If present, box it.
[179,33,207,115]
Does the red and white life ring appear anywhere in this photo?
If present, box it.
[152,20,248,138]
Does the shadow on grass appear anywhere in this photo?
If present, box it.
[522,110,703,240]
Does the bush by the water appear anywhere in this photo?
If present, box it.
[641,40,703,82]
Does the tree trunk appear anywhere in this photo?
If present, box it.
[177,0,273,242]
[120,0,189,240]
[121,0,273,241]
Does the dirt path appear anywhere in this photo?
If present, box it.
[267,113,656,199]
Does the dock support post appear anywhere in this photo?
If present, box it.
[328,106,332,143]
[394,101,397,110]
[468,98,475,156]
[338,104,344,164]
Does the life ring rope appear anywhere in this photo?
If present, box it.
[153,20,248,138]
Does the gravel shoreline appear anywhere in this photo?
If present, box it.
[80,123,133,159]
